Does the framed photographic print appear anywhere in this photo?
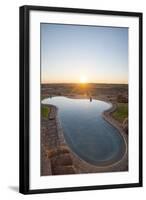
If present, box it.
[19,5,143,194]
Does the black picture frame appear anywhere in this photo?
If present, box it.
[19,5,143,194]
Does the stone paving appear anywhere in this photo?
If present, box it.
[41,105,76,176]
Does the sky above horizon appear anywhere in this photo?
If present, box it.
[41,23,128,84]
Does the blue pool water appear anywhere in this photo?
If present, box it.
[42,96,126,166]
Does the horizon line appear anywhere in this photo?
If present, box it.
[41,82,128,85]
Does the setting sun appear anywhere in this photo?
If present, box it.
[80,75,88,84]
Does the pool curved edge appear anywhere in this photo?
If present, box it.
[101,102,128,167]
[45,102,128,173]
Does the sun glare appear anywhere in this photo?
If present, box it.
[80,75,87,84]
